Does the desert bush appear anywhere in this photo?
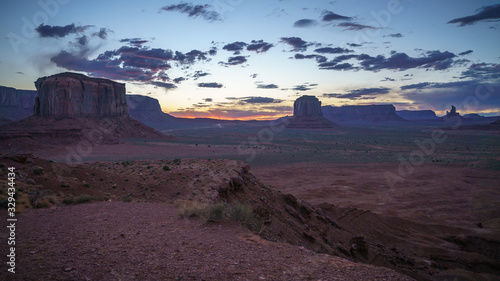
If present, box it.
[176,199,209,218]
[73,194,96,204]
[228,203,263,232]
[33,166,44,175]
[173,158,182,165]
[163,165,170,171]
[206,203,225,222]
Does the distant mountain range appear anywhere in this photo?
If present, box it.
[2,84,499,129]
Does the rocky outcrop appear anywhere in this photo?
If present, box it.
[286,96,336,129]
[34,72,128,118]
[126,95,175,127]
[444,105,460,119]
[1,72,166,145]
[322,104,404,123]
[396,110,439,121]
[0,85,37,121]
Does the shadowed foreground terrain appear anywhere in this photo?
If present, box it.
[1,124,499,280]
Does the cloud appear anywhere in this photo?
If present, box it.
[246,40,274,53]
[357,50,457,71]
[338,22,381,31]
[222,41,247,54]
[36,23,87,38]
[459,50,473,56]
[120,38,149,47]
[239,97,282,104]
[173,77,186,84]
[294,53,327,63]
[347,43,362,47]
[401,81,500,112]
[150,81,177,89]
[280,37,313,52]
[256,84,279,89]
[204,98,213,102]
[448,4,500,26]
[461,63,500,80]
[333,87,391,100]
[321,93,343,98]
[192,70,210,80]
[384,33,403,38]
[92,28,110,39]
[293,19,318,28]
[76,35,88,46]
[159,2,222,22]
[220,56,248,66]
[198,82,223,88]
[293,84,315,91]
[51,44,212,83]
[381,77,396,82]
[314,47,353,54]
[322,11,352,22]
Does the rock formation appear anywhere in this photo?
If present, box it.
[396,110,439,121]
[285,96,336,129]
[126,95,175,128]
[322,104,404,123]
[0,85,37,121]
[34,72,128,118]
[444,105,460,118]
[1,72,166,145]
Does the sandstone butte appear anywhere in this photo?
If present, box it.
[34,72,128,118]
[286,95,336,129]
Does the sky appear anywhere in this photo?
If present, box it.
[1,0,499,120]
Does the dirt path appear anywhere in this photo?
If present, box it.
[1,202,413,281]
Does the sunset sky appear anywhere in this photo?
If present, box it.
[1,0,499,119]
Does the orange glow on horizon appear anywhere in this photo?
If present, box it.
[170,113,289,121]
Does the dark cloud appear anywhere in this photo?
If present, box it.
[222,41,247,54]
[120,38,149,47]
[192,71,210,80]
[76,35,88,46]
[338,22,381,31]
[198,82,223,88]
[159,3,222,22]
[334,87,391,100]
[448,4,500,26]
[250,74,258,79]
[461,63,500,80]
[256,84,279,89]
[92,28,110,39]
[51,44,211,83]
[204,98,213,102]
[247,40,274,53]
[347,43,363,47]
[322,11,352,22]
[240,97,282,104]
[314,47,353,54]
[220,56,248,66]
[150,81,177,89]
[384,33,403,38]
[459,50,473,56]
[293,19,317,28]
[319,62,356,71]
[357,50,457,71]
[293,85,315,91]
[381,77,396,82]
[401,81,500,113]
[36,23,86,38]
[322,93,342,98]
[209,47,217,56]
[294,53,327,63]
[280,37,313,52]
[173,77,186,84]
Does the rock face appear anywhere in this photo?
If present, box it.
[1,72,166,145]
[0,85,37,121]
[286,96,335,129]
[396,110,439,121]
[34,72,128,118]
[126,95,175,126]
[322,104,404,123]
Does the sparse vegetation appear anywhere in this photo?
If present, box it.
[33,166,44,175]
[163,165,170,171]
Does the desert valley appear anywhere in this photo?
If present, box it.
[0,72,499,280]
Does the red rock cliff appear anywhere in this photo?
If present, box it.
[34,72,128,118]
